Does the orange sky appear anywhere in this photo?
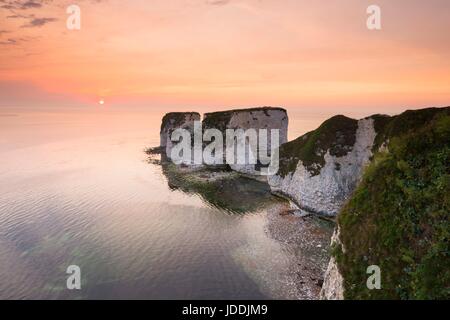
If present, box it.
[1,0,449,112]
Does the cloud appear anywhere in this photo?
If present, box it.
[0,4,16,10]
[0,38,18,45]
[6,12,35,19]
[20,1,43,9]
[0,0,104,13]
[0,0,44,11]
[206,0,231,6]
[21,17,57,28]
[0,35,37,45]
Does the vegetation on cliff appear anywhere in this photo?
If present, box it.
[160,112,200,133]
[203,107,287,131]
[278,115,358,177]
[333,107,449,299]
[371,107,447,152]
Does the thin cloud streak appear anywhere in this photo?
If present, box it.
[20,16,57,27]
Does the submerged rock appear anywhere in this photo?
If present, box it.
[160,162,280,214]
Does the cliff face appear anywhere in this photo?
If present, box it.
[268,116,376,216]
[159,107,288,175]
[203,107,288,175]
[320,228,344,300]
[160,112,200,157]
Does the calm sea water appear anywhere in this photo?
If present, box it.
[0,109,329,299]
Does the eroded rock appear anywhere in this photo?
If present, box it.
[268,117,376,216]
[160,112,200,158]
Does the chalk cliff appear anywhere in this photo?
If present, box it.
[320,228,344,300]
[203,107,288,175]
[160,112,200,158]
[160,107,288,175]
[268,115,376,216]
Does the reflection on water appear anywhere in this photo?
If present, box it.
[0,110,331,299]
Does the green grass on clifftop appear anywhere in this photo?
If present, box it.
[160,112,199,133]
[334,108,450,299]
[372,107,448,152]
[202,107,287,132]
[278,115,358,177]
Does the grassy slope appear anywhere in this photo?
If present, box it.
[278,115,358,177]
[334,107,450,299]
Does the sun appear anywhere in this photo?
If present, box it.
[99,99,105,105]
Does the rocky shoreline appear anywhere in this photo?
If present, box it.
[265,204,334,299]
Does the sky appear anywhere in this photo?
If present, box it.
[0,0,449,113]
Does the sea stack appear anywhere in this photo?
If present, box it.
[160,112,201,156]
[159,107,288,175]
[203,107,288,175]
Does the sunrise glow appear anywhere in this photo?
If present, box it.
[0,0,449,112]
